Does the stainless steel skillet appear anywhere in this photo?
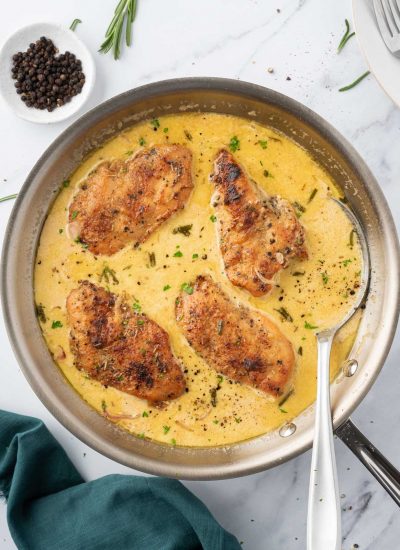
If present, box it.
[1,78,400,499]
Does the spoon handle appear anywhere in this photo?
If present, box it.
[307,331,341,550]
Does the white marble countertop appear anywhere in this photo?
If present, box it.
[1,1,400,548]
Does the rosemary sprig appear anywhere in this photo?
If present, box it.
[70,19,82,32]
[99,0,137,60]
[339,71,370,92]
[338,19,355,52]
[0,193,18,203]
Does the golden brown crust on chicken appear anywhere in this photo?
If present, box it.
[176,275,295,397]
[211,149,307,296]
[66,281,186,403]
[68,144,193,256]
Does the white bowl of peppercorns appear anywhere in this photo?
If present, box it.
[0,22,95,124]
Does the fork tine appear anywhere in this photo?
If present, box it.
[387,0,400,31]
[374,0,394,44]
[382,0,398,35]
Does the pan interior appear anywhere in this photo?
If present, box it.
[2,79,398,479]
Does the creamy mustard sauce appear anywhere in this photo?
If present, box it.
[34,113,362,447]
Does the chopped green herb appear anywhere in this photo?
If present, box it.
[217,319,224,335]
[132,301,141,313]
[184,129,193,141]
[339,71,370,92]
[74,237,89,249]
[210,215,217,223]
[258,140,268,149]
[342,259,352,267]
[70,18,82,31]
[173,224,193,237]
[101,400,107,412]
[338,19,355,52]
[163,425,170,434]
[99,265,119,284]
[137,433,145,439]
[229,135,240,152]
[171,438,177,446]
[279,408,288,414]
[62,179,70,188]
[192,253,199,259]
[71,210,79,220]
[163,127,169,133]
[117,375,124,382]
[151,118,160,129]
[322,272,329,285]
[59,228,63,234]
[307,188,318,203]
[210,387,218,407]
[181,282,194,295]
[163,285,171,291]
[292,271,305,276]
[173,250,183,257]
[349,229,355,248]
[148,252,156,267]
[217,375,223,385]
[139,137,145,146]
[274,307,293,322]
[304,321,318,330]
[51,320,63,329]
[279,389,294,407]
[142,411,149,417]
[298,346,303,356]
[137,319,144,326]
[293,201,306,216]
[213,419,219,424]
[35,304,47,323]
[234,417,242,424]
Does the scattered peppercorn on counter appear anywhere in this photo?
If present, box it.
[34,113,362,447]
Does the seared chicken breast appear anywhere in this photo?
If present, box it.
[211,149,307,296]
[67,281,186,403]
[176,275,295,398]
[68,144,193,255]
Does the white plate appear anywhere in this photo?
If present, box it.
[0,22,95,124]
[353,0,400,107]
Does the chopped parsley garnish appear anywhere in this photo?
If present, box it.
[71,210,79,220]
[322,272,329,285]
[163,127,169,133]
[51,320,63,329]
[342,258,352,267]
[101,400,107,412]
[184,130,193,141]
[258,140,268,149]
[132,302,141,313]
[139,137,145,146]
[137,433,145,439]
[307,188,318,203]
[274,307,293,322]
[117,375,124,382]
[304,321,318,330]
[148,252,156,267]
[142,411,149,417]
[125,150,133,155]
[74,237,89,249]
[137,319,144,326]
[99,265,119,285]
[210,215,217,223]
[163,425,170,434]
[181,282,194,295]
[234,417,242,424]
[171,438,177,446]
[151,118,160,129]
[279,408,288,414]
[229,135,240,152]
[173,250,183,257]
[173,224,193,237]
[213,419,219,424]
[217,319,224,335]
[192,253,199,259]
[163,285,171,291]
[62,179,70,188]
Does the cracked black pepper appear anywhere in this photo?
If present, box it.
[11,36,85,112]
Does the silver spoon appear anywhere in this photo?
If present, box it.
[307,197,370,550]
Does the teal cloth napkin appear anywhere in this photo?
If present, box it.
[0,410,240,550]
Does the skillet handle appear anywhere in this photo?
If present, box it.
[336,418,400,506]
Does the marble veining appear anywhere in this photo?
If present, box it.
[1,1,400,548]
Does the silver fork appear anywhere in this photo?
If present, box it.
[374,0,400,56]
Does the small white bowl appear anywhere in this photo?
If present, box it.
[0,22,95,124]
